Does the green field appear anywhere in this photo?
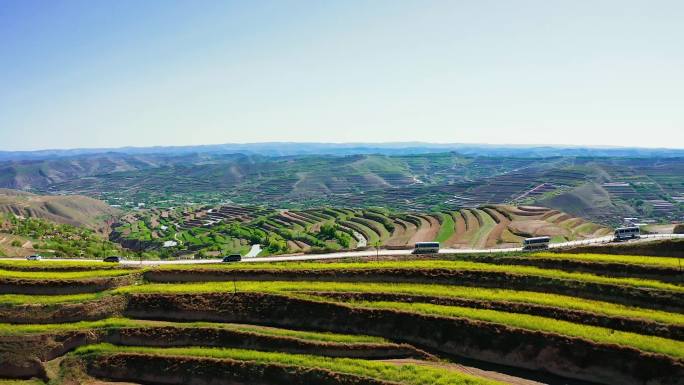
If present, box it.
[434,212,455,243]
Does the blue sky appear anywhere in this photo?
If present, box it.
[1,0,683,151]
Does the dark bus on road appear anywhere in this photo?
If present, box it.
[522,236,551,251]
[613,226,640,241]
[413,242,440,254]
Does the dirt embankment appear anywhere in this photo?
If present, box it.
[309,291,684,340]
[0,273,139,295]
[0,330,102,379]
[86,353,399,385]
[124,292,684,385]
[559,238,684,258]
[0,295,126,324]
[144,269,684,312]
[111,326,426,359]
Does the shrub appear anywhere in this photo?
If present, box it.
[674,224,684,234]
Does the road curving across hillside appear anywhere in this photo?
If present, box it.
[1,234,680,266]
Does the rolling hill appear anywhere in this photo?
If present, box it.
[111,203,610,255]
[0,189,120,231]
[1,151,682,226]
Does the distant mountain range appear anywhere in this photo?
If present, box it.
[1,142,683,161]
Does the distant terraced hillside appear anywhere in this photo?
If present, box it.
[0,189,120,231]
[3,152,681,225]
[18,152,681,225]
[112,204,609,256]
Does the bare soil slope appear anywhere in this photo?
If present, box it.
[0,189,120,231]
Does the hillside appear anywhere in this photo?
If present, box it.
[111,203,610,255]
[0,215,125,258]
[0,189,120,231]
[1,152,682,225]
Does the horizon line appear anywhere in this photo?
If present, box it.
[2,140,684,154]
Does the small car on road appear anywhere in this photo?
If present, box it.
[222,254,242,263]
[26,254,42,261]
[103,256,123,263]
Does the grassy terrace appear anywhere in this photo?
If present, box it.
[344,300,684,359]
[0,292,107,305]
[154,260,684,292]
[0,269,135,279]
[434,213,455,243]
[0,260,129,271]
[531,252,684,267]
[113,281,684,327]
[1,252,682,385]
[0,317,387,344]
[3,279,683,327]
[469,209,496,248]
[75,344,502,385]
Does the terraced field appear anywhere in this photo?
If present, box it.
[1,251,682,385]
[110,204,609,256]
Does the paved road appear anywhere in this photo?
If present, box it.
[2,234,681,266]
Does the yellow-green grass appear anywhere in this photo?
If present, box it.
[153,260,684,292]
[0,292,107,306]
[0,317,146,335]
[0,380,44,385]
[0,317,386,344]
[347,301,684,359]
[75,344,502,385]
[0,260,126,271]
[469,210,496,248]
[434,213,455,243]
[532,252,684,268]
[114,281,684,327]
[0,269,134,280]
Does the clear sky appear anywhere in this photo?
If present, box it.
[1,0,683,151]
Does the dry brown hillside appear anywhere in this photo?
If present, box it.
[0,189,120,232]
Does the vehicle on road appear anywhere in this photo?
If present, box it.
[222,254,242,263]
[103,256,123,263]
[413,242,440,254]
[522,236,551,251]
[26,254,42,261]
[613,226,640,241]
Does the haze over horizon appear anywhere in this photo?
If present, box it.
[2,0,683,151]
[2,140,684,155]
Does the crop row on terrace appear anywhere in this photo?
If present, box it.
[1,254,682,385]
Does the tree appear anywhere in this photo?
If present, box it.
[674,224,684,234]
[318,224,337,240]
[372,240,381,262]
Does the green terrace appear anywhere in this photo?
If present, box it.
[74,344,502,385]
